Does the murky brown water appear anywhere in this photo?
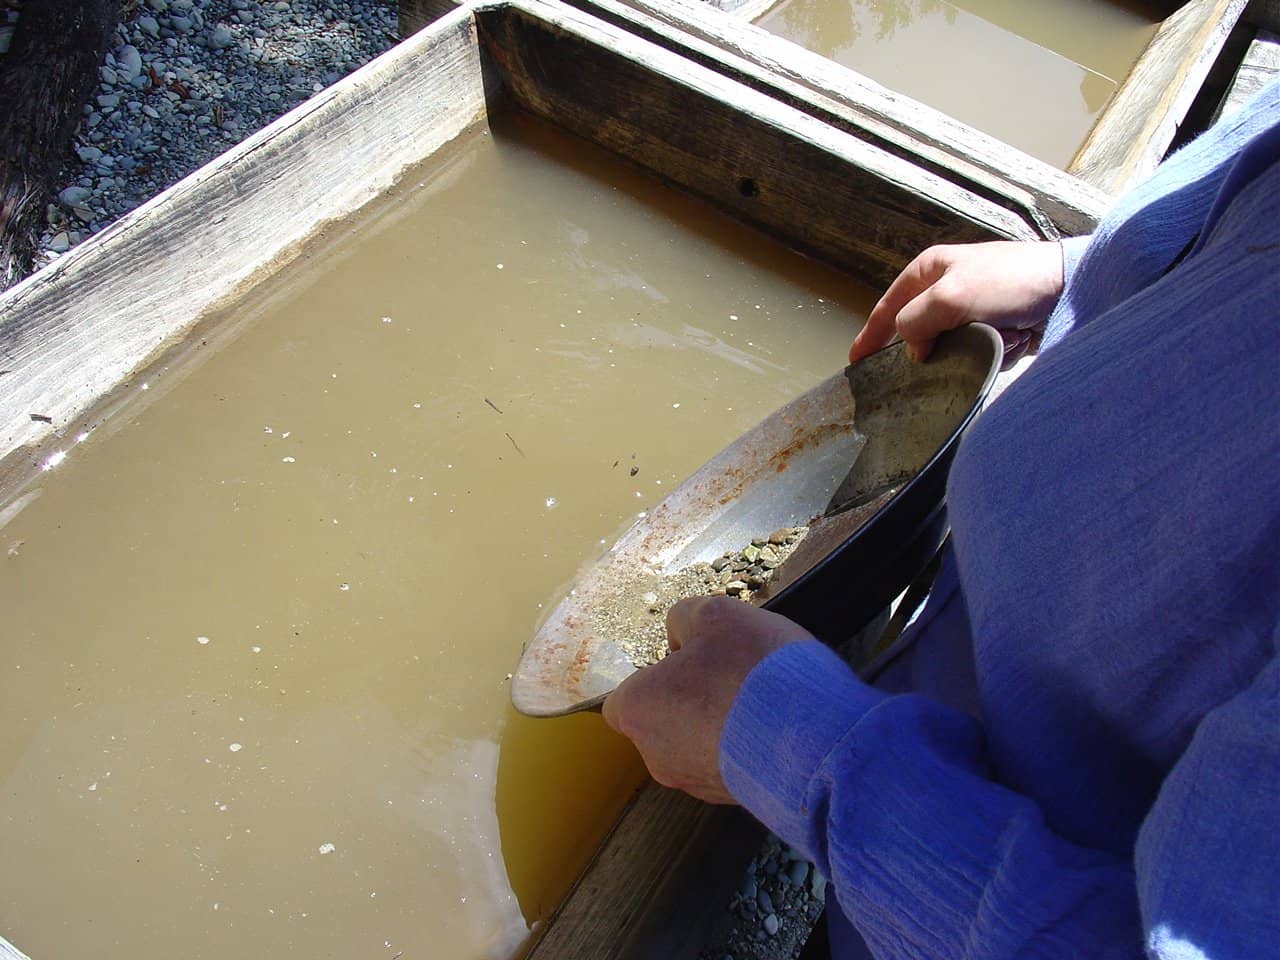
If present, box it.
[0,114,873,959]
[756,0,1158,166]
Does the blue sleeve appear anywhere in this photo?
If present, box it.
[720,641,1278,958]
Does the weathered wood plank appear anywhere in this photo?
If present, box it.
[526,782,762,959]
[1069,0,1248,194]
[0,936,32,960]
[1219,29,1280,114]
[559,0,1109,235]
[0,10,490,477]
[479,2,1040,294]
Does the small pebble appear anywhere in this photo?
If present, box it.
[117,44,143,82]
[58,186,92,207]
[763,913,779,936]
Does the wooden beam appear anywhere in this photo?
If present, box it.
[1069,0,1248,194]
[1219,29,1280,115]
[559,0,1110,235]
[526,783,763,959]
[1,935,32,960]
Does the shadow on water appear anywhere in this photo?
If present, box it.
[494,704,648,932]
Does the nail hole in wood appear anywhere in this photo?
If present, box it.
[737,177,758,198]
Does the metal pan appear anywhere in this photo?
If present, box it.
[511,323,1002,717]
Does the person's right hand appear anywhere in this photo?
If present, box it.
[848,241,1066,365]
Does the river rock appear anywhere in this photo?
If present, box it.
[58,186,92,207]
[117,44,143,82]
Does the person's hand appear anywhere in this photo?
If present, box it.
[849,241,1065,365]
[602,597,812,804]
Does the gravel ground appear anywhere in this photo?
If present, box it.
[702,834,827,960]
[4,1,828,954]
[11,0,398,271]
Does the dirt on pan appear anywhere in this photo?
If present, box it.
[593,526,808,668]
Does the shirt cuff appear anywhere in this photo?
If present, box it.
[719,640,885,852]
[1059,234,1092,291]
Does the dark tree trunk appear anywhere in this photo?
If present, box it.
[0,0,118,291]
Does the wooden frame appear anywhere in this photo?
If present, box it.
[553,0,1112,235]
[1068,0,1250,193]
[0,1,1085,955]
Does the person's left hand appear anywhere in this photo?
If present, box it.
[602,596,812,804]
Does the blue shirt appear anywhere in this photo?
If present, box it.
[720,77,1280,959]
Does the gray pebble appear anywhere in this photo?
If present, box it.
[49,233,71,254]
[209,25,233,48]
[789,860,809,887]
[71,205,95,223]
[763,913,780,936]
[0,24,13,56]
[58,186,93,207]
[812,873,828,900]
[757,889,773,914]
[101,65,120,84]
[138,15,161,38]
[97,93,121,109]
[76,146,103,163]
[118,44,144,82]
[171,15,193,33]
[740,875,757,900]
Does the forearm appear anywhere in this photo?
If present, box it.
[721,642,1143,959]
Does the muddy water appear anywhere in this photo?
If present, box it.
[0,113,873,959]
[756,0,1158,167]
